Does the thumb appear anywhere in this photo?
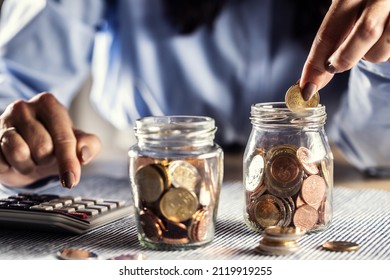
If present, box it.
[73,129,102,165]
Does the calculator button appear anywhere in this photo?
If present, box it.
[54,207,76,213]
[104,200,125,207]
[30,205,54,211]
[66,212,88,220]
[41,202,63,208]
[86,205,108,213]
[96,202,117,210]
[77,200,94,207]
[81,198,104,204]
[7,203,31,209]
[70,203,86,210]
[50,199,72,206]
[77,209,99,216]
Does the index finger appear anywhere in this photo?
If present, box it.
[33,93,80,189]
[300,0,360,100]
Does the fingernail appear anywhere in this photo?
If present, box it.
[325,61,338,74]
[302,82,317,101]
[61,171,75,189]
[80,146,91,163]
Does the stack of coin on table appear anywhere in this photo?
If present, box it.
[244,82,332,233]
[133,156,220,248]
[255,226,306,256]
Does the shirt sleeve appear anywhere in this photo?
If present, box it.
[329,60,390,176]
[0,0,106,112]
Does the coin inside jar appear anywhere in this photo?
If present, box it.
[301,174,326,206]
[246,154,265,192]
[168,160,200,192]
[296,147,319,175]
[253,194,286,228]
[293,204,319,231]
[159,187,198,222]
[135,164,168,203]
[285,82,320,109]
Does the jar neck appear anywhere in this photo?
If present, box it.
[250,102,327,129]
[134,116,217,149]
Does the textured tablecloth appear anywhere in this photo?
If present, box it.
[0,175,389,260]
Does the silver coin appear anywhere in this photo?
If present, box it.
[245,154,265,192]
[168,160,200,191]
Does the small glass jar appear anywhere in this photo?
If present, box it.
[128,116,223,250]
[243,103,333,233]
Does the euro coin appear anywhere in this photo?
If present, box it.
[322,241,360,252]
[159,187,198,222]
[285,82,319,109]
[246,154,265,192]
[168,160,200,192]
[135,164,168,203]
[293,204,319,231]
[296,147,319,175]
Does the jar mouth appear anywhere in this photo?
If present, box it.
[250,102,327,127]
[134,115,217,146]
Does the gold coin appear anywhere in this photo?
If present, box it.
[159,187,199,222]
[322,241,360,252]
[168,160,200,191]
[285,82,320,109]
[135,164,168,203]
[253,194,286,228]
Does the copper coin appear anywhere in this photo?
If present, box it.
[162,237,190,245]
[163,221,188,239]
[249,183,267,201]
[322,241,360,252]
[285,82,320,109]
[281,198,293,227]
[301,175,326,206]
[159,187,198,222]
[57,248,98,260]
[135,164,168,203]
[189,209,211,242]
[295,194,306,208]
[293,205,319,231]
[168,160,200,191]
[246,154,265,192]
[253,194,286,228]
[297,147,319,175]
[139,210,165,241]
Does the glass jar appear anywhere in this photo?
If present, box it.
[243,102,333,233]
[128,116,223,250]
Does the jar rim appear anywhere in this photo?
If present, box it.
[252,102,325,112]
[250,102,327,127]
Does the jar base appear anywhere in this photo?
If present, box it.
[138,234,213,251]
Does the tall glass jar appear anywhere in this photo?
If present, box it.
[243,103,333,233]
[129,116,223,250]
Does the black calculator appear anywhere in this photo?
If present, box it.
[0,193,133,234]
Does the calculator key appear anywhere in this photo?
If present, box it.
[19,200,40,206]
[104,200,126,207]
[77,209,99,216]
[0,199,18,203]
[8,203,31,209]
[0,202,9,208]
[76,200,94,207]
[87,205,108,213]
[70,203,86,210]
[54,207,76,213]
[81,198,104,204]
[66,212,88,220]
[30,205,54,211]
[41,202,63,208]
[96,202,117,210]
[50,199,72,206]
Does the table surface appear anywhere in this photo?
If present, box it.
[0,144,389,260]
